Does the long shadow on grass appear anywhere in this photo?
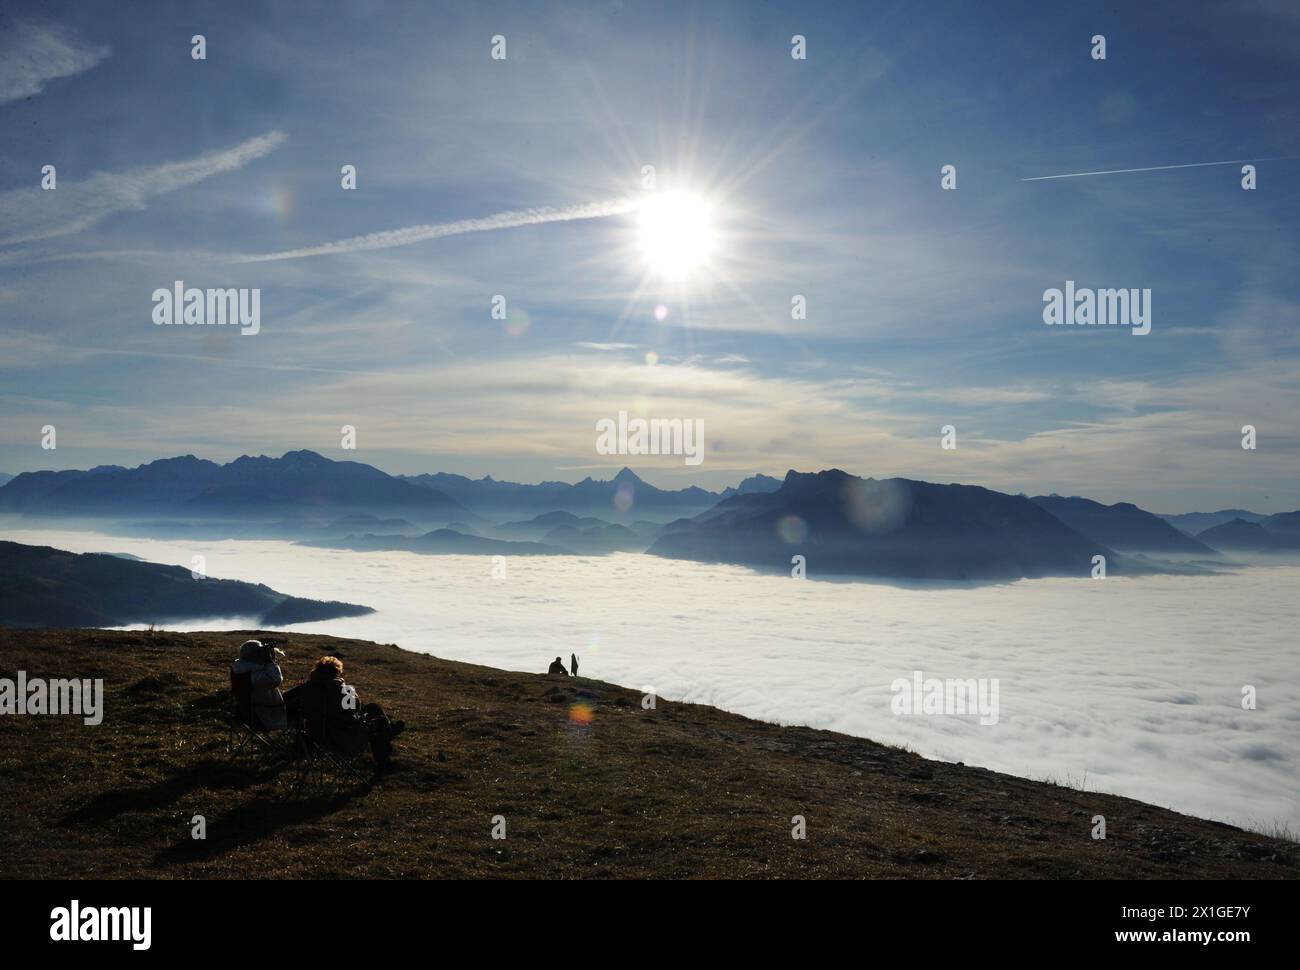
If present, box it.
[152,791,357,865]
[63,757,267,824]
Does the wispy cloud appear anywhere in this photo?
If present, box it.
[0,130,287,246]
[1021,157,1280,182]
[576,341,640,352]
[229,198,639,263]
[0,21,109,104]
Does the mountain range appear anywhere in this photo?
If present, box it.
[400,466,727,519]
[649,470,1120,581]
[7,450,1300,579]
[718,473,784,500]
[0,453,762,525]
[0,450,468,522]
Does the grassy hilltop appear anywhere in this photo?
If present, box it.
[0,628,1294,879]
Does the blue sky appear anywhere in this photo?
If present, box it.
[1,0,1298,512]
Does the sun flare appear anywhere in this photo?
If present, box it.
[636,190,717,280]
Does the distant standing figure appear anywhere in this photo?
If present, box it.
[570,653,579,677]
[547,656,568,676]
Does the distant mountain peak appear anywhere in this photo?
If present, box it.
[782,468,855,492]
[613,467,643,484]
[280,449,329,464]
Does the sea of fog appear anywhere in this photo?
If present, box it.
[8,526,1299,834]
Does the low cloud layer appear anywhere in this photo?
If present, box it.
[15,527,1297,834]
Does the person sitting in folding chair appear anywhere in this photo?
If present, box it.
[230,639,287,732]
[300,655,404,765]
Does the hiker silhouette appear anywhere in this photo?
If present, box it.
[298,655,405,764]
[547,656,568,676]
[570,653,579,677]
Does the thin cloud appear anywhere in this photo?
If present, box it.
[576,342,640,352]
[1020,157,1278,182]
[0,130,287,246]
[0,21,109,104]
[229,198,639,263]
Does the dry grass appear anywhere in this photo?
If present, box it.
[0,627,1295,879]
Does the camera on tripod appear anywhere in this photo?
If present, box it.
[256,638,286,665]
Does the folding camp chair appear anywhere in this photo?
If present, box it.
[227,670,291,760]
[289,734,369,793]
[287,683,370,792]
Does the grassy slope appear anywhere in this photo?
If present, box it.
[0,628,1294,880]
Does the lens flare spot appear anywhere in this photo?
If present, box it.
[777,514,808,545]
[569,703,594,726]
[503,307,531,337]
[842,478,909,533]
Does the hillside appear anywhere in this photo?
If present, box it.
[0,541,373,628]
[302,529,567,556]
[0,628,1293,879]
[1031,495,1218,555]
[1197,518,1300,552]
[1261,510,1300,535]
[1159,509,1267,535]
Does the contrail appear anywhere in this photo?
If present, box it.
[1020,157,1281,182]
[230,197,641,263]
[0,129,287,246]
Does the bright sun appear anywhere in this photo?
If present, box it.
[636,190,716,280]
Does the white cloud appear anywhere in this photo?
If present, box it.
[576,342,640,352]
[0,21,109,104]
